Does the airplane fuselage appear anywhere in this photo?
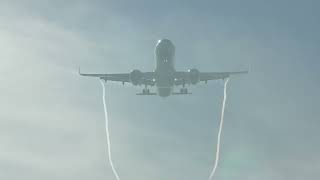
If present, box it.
[154,39,176,97]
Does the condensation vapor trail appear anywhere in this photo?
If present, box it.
[100,80,121,180]
[208,78,230,180]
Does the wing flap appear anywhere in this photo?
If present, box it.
[174,70,248,85]
[200,71,248,81]
[79,68,156,86]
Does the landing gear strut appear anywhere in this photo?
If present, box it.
[180,83,188,94]
[180,88,188,94]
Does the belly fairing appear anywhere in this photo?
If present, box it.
[157,87,172,97]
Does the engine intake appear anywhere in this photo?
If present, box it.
[130,69,143,85]
[188,68,200,84]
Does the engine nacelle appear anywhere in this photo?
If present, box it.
[188,68,200,84]
[130,69,143,85]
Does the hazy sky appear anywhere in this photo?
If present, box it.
[1,0,319,180]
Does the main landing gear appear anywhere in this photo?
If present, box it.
[142,85,150,94]
[142,88,150,94]
[180,88,188,94]
[180,83,188,94]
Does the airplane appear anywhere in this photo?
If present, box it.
[80,39,247,97]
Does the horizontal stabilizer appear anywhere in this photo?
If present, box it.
[136,92,157,96]
[172,92,192,95]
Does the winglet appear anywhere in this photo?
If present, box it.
[78,67,82,75]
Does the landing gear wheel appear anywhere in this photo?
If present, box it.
[184,88,188,94]
[180,88,188,94]
[143,88,150,94]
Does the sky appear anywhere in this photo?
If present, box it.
[0,0,319,179]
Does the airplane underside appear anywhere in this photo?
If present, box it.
[79,38,247,97]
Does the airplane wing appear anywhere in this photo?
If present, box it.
[199,71,248,81]
[174,70,248,85]
[79,68,156,86]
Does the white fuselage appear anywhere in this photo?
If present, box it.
[154,39,176,97]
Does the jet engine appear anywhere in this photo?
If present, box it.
[188,68,200,84]
[130,69,143,85]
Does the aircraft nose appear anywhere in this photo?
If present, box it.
[156,39,175,56]
[158,39,173,45]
